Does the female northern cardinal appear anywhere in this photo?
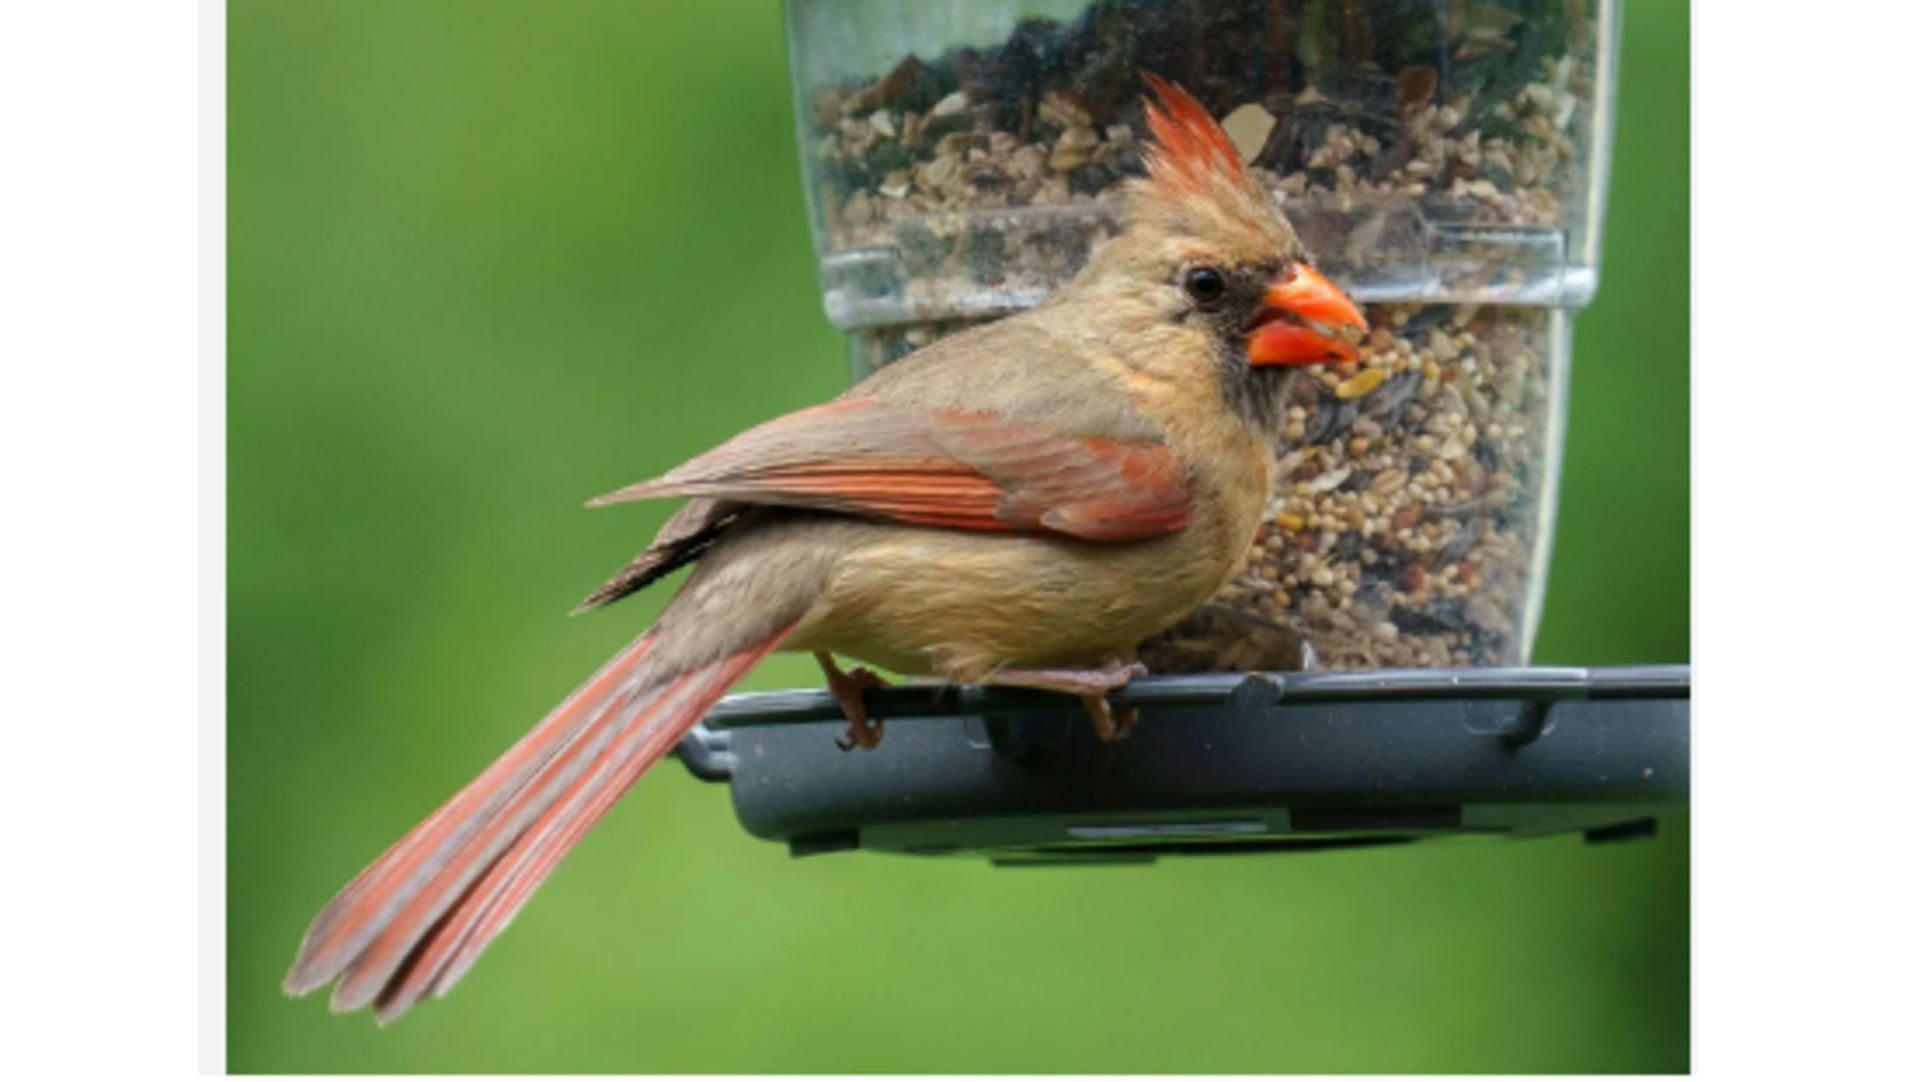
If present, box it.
[285,75,1365,1022]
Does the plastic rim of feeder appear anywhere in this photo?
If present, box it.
[673,664,1689,865]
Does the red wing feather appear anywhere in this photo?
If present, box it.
[589,398,1193,542]
[925,409,1195,539]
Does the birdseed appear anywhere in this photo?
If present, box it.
[807,0,1603,328]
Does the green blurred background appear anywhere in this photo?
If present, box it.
[229,1,1687,1073]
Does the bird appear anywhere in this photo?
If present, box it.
[283,74,1367,1023]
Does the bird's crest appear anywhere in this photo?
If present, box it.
[1131,74,1293,254]
[1140,73,1254,199]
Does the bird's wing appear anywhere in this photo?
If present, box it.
[587,397,1194,542]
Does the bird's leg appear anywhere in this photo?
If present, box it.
[980,657,1148,742]
[815,652,890,751]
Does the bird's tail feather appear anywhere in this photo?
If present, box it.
[283,624,789,1022]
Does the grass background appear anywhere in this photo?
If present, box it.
[228,0,1687,1072]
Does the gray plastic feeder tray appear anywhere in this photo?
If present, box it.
[674,665,1688,865]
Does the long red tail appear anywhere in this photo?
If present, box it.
[284,626,788,1023]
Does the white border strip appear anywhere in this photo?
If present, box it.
[192,0,229,1066]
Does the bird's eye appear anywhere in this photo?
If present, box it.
[1184,266,1228,307]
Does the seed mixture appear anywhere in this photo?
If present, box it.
[808,0,1601,319]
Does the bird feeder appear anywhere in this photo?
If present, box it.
[678,0,1686,861]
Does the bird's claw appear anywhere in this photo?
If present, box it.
[816,653,889,752]
[1083,696,1140,742]
[977,657,1147,742]
[834,708,885,752]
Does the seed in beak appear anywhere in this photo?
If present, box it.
[1246,265,1368,367]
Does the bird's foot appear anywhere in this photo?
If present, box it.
[815,652,889,751]
[1082,695,1141,742]
[981,657,1148,742]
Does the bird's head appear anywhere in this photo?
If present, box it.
[1069,75,1368,422]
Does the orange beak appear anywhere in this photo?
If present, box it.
[1245,264,1369,366]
